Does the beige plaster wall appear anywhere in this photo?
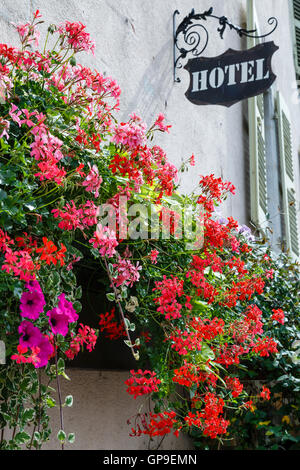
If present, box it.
[42,369,193,450]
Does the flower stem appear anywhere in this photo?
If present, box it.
[54,345,64,450]
[103,256,137,360]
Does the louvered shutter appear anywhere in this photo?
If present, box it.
[292,0,300,77]
[276,92,300,259]
[247,0,268,230]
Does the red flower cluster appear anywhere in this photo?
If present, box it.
[125,369,161,399]
[197,174,235,212]
[172,362,200,388]
[260,385,271,401]
[58,21,95,54]
[185,392,230,439]
[271,308,285,325]
[98,307,126,340]
[169,317,224,355]
[36,237,66,266]
[129,411,179,438]
[0,231,66,281]
[11,344,41,366]
[252,337,278,357]
[109,143,176,201]
[225,376,244,398]
[65,323,98,360]
[52,200,98,231]
[153,275,186,320]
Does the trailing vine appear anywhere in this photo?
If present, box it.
[0,10,297,450]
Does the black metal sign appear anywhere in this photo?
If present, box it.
[184,42,279,107]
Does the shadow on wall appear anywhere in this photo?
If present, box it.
[122,39,174,123]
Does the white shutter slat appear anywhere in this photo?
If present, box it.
[292,0,300,76]
[276,91,300,258]
[247,0,268,230]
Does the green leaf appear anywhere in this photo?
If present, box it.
[57,358,65,373]
[73,301,82,313]
[22,408,35,421]
[106,292,115,301]
[46,397,56,408]
[124,318,130,329]
[0,189,7,201]
[196,343,215,362]
[62,371,71,381]
[65,395,73,407]
[108,263,114,274]
[67,433,75,443]
[14,431,31,444]
[75,286,82,299]
[57,430,66,442]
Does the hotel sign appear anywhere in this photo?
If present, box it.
[184,42,279,107]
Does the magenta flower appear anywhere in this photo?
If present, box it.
[35,335,53,368]
[20,289,45,320]
[25,280,43,293]
[47,307,70,336]
[58,293,78,323]
[18,320,43,348]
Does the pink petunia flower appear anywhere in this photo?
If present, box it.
[20,289,46,320]
[57,293,79,323]
[47,307,70,336]
[34,335,53,368]
[18,320,43,348]
[25,280,43,293]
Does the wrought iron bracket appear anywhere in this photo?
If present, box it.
[173,7,278,82]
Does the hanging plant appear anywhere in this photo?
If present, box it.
[0,10,287,450]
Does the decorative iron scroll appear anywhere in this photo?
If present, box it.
[173,7,278,82]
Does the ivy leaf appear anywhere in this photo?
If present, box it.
[65,395,73,407]
[57,358,65,374]
[14,431,31,444]
[57,430,66,442]
[46,397,56,408]
[106,292,115,302]
[73,301,82,313]
[22,408,35,422]
[68,433,75,443]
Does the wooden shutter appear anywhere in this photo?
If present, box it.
[291,0,300,77]
[247,0,268,230]
[276,92,300,259]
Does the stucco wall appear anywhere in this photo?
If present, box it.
[0,0,299,450]
[42,369,193,450]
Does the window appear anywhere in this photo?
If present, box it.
[247,0,268,231]
[247,1,300,258]
[276,92,300,258]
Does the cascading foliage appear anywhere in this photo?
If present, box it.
[0,10,294,450]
